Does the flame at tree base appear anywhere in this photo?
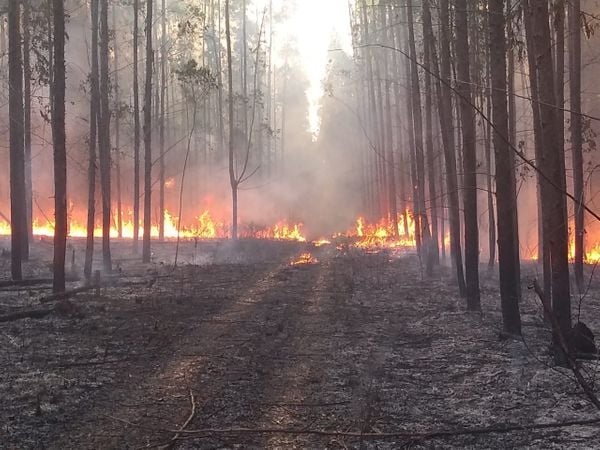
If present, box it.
[347,210,416,249]
[0,209,308,243]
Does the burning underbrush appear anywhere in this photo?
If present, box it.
[0,208,420,253]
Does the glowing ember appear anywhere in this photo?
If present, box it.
[312,238,331,247]
[291,252,318,265]
[164,177,176,189]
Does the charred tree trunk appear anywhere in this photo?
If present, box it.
[133,0,141,252]
[51,0,66,293]
[422,0,439,266]
[8,0,28,281]
[23,0,33,245]
[85,0,100,281]
[454,0,480,310]
[435,0,466,295]
[406,0,432,272]
[99,0,112,272]
[525,0,571,364]
[523,3,552,319]
[142,0,154,261]
[569,0,584,292]
[489,0,521,335]
[506,0,520,283]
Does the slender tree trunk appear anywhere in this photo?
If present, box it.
[455,0,480,310]
[406,0,431,269]
[569,0,584,292]
[433,0,466,295]
[523,3,552,319]
[506,0,520,285]
[422,0,439,265]
[242,0,248,140]
[484,84,496,269]
[85,0,100,281]
[8,0,28,281]
[23,0,33,245]
[52,0,67,293]
[383,5,398,234]
[142,0,154,261]
[525,0,571,364]
[159,0,166,241]
[390,9,409,235]
[225,0,237,239]
[133,0,141,252]
[113,6,123,239]
[99,0,112,272]
[489,0,521,335]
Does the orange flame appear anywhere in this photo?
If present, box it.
[0,209,307,242]
[348,210,416,249]
[291,252,318,265]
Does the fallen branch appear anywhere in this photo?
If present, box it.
[531,279,600,410]
[160,389,197,449]
[39,285,96,304]
[106,414,600,442]
[0,278,54,288]
[0,307,54,323]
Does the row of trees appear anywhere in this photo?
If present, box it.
[348,0,595,362]
[5,0,304,289]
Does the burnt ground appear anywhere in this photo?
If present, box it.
[1,237,600,449]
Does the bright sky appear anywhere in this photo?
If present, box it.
[251,0,353,137]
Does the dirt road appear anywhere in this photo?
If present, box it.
[1,240,599,448]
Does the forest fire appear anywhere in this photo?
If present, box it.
[348,210,416,249]
[290,252,319,265]
[523,225,600,264]
[0,210,308,242]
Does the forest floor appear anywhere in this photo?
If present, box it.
[1,237,600,449]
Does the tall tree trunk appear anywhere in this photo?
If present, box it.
[8,0,28,281]
[455,0,481,310]
[133,0,141,252]
[506,0,520,284]
[99,0,112,272]
[52,0,66,293]
[241,0,248,139]
[85,0,100,281]
[360,1,382,219]
[422,0,439,265]
[569,0,584,292]
[433,0,466,295]
[523,3,552,319]
[390,7,409,236]
[23,0,33,245]
[406,0,431,270]
[113,6,123,239]
[159,0,166,241]
[225,0,237,239]
[383,5,398,235]
[525,0,571,364]
[489,0,521,335]
[142,0,154,261]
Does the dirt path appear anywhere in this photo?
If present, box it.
[2,242,600,448]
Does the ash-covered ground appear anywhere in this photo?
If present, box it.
[1,237,600,448]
